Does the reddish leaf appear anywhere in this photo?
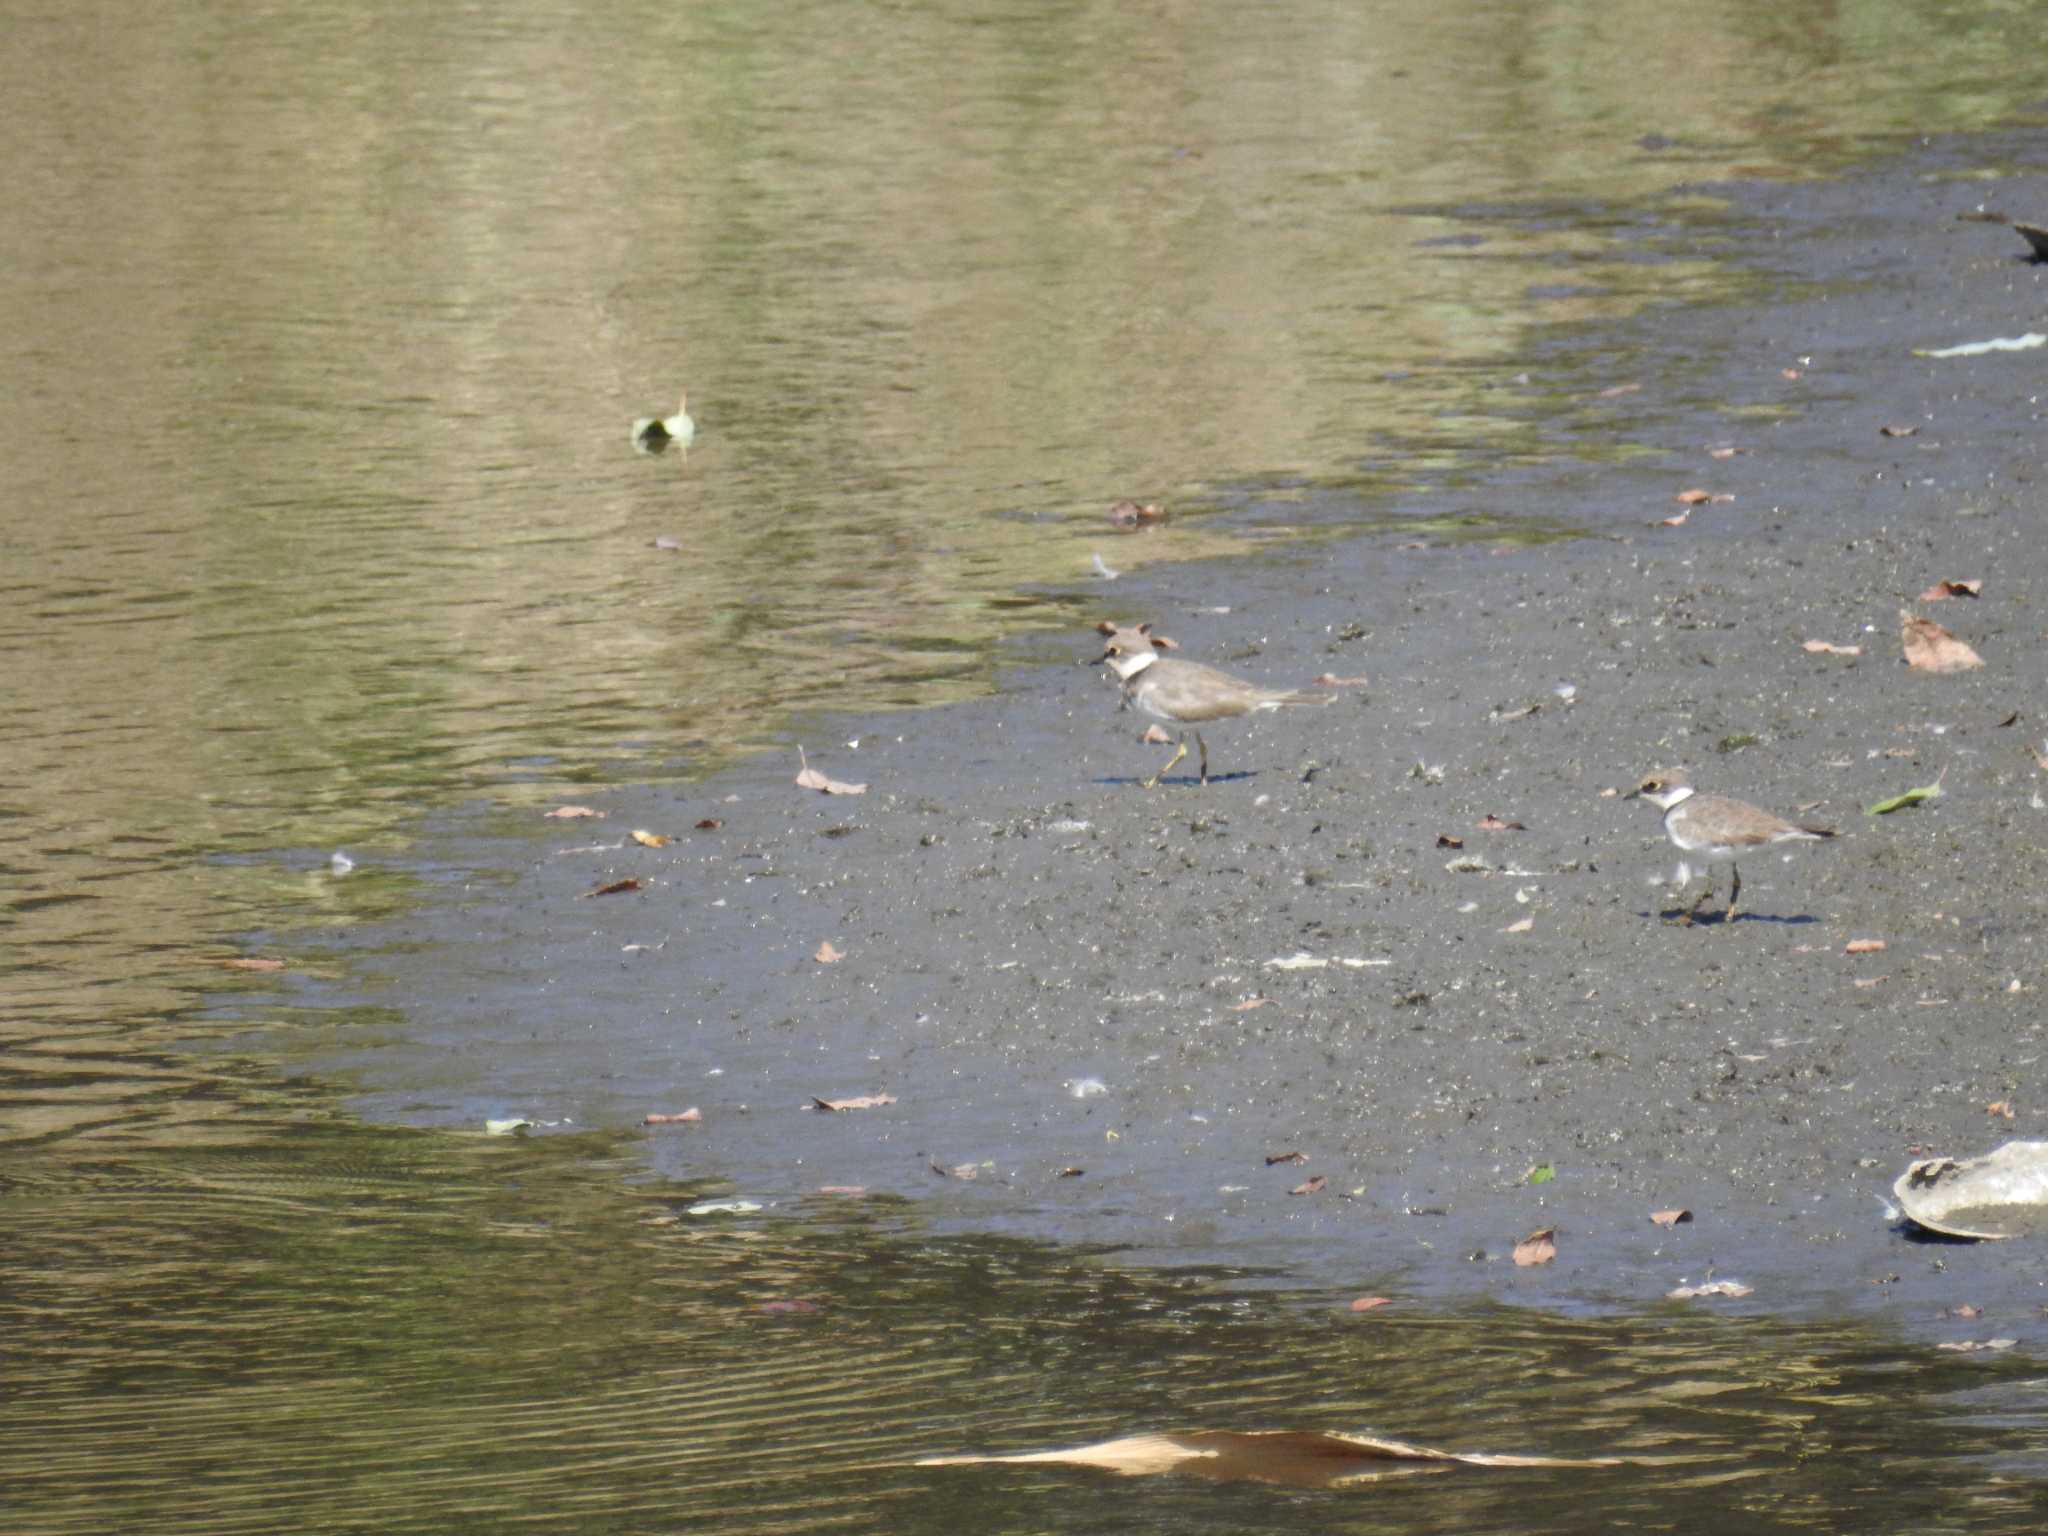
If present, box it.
[1290,1175,1328,1196]
[1901,612,1985,673]
[1845,938,1886,955]
[1661,509,1690,527]
[1988,1100,2017,1120]
[1348,1296,1394,1312]
[1674,488,1715,505]
[818,1185,867,1195]
[1108,500,1167,526]
[1918,579,1982,601]
[644,1108,703,1125]
[694,817,724,830]
[1512,1228,1557,1267]
[1649,1209,1693,1228]
[581,878,643,898]
[1476,815,1526,831]
[1057,1167,1085,1179]
[1947,1304,1984,1319]
[1802,639,1862,656]
[815,940,845,964]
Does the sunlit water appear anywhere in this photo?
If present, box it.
[5,0,2048,1527]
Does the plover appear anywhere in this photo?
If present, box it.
[1625,767,1835,925]
[632,393,696,454]
[1094,621,1334,787]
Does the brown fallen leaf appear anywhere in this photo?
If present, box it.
[1058,1167,1085,1179]
[814,940,845,964]
[1512,1228,1557,1267]
[1901,611,1985,672]
[795,746,868,796]
[918,1428,1622,1485]
[545,805,603,819]
[1140,724,1174,744]
[1231,997,1272,1012]
[1802,639,1863,656]
[1348,1296,1394,1312]
[1597,381,1643,398]
[1108,500,1167,526]
[1436,834,1465,849]
[1879,423,1920,438]
[1706,445,1742,459]
[581,877,643,898]
[694,817,723,831]
[813,1093,896,1112]
[1674,488,1716,505]
[1476,815,1526,831]
[218,957,287,972]
[1661,510,1690,527]
[1313,673,1370,687]
[1988,1100,2016,1120]
[630,829,670,848]
[1650,1209,1693,1228]
[1265,1150,1308,1166]
[1918,579,1982,601]
[644,1108,703,1125]
[1845,938,1887,955]
[1290,1176,1328,1196]
[1997,711,2020,728]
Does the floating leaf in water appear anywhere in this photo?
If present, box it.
[644,1108,702,1125]
[630,829,669,847]
[1290,1176,1328,1196]
[1526,1164,1555,1186]
[1650,1209,1693,1228]
[812,1092,894,1112]
[1349,1296,1394,1312]
[1512,1228,1557,1266]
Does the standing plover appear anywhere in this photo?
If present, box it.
[1094,621,1334,787]
[1625,767,1835,924]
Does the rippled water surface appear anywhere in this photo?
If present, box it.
[6,0,2048,1527]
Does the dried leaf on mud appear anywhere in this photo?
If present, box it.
[1667,1279,1753,1299]
[795,746,867,796]
[1512,1228,1557,1267]
[1845,938,1888,955]
[1476,814,1526,831]
[1526,1164,1555,1186]
[1901,611,1984,672]
[1058,1167,1085,1178]
[1987,1100,2016,1120]
[581,878,643,898]
[545,805,603,819]
[1706,445,1742,459]
[1290,1176,1328,1196]
[1649,1209,1693,1228]
[814,940,845,964]
[1265,1151,1308,1166]
[1231,997,1272,1012]
[1661,509,1690,527]
[1803,639,1862,656]
[1108,500,1167,526]
[630,829,670,847]
[1314,673,1369,687]
[1437,834,1465,849]
[1918,579,1982,601]
[1674,488,1731,505]
[645,1108,702,1125]
[917,1428,1623,1486]
[1879,423,1920,437]
[1141,724,1174,744]
[813,1093,896,1112]
[694,817,723,830]
[1349,1296,1394,1312]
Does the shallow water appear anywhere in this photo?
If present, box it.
[6,0,2048,1526]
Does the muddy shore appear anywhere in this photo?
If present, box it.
[296,131,2048,1332]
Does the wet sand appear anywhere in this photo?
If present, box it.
[306,131,2048,1332]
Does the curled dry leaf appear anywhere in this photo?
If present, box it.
[545,805,603,819]
[1290,1175,1328,1196]
[1649,1209,1693,1228]
[1108,500,1167,526]
[581,878,643,898]
[813,1093,896,1112]
[1845,938,1887,955]
[1901,611,1984,673]
[1674,488,1716,505]
[1058,1167,1085,1178]
[1141,725,1174,744]
[1668,1279,1753,1299]
[630,829,669,848]
[814,940,845,964]
[694,818,723,831]
[1512,1228,1557,1267]
[1437,834,1465,849]
[644,1108,703,1125]
[1803,639,1862,656]
[218,957,287,972]
[1476,815,1526,831]
[1265,1150,1308,1166]
[1314,673,1370,687]
[1879,423,1920,438]
[1987,1101,2016,1120]
[795,746,867,796]
[1348,1296,1394,1312]
[1918,579,1982,601]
